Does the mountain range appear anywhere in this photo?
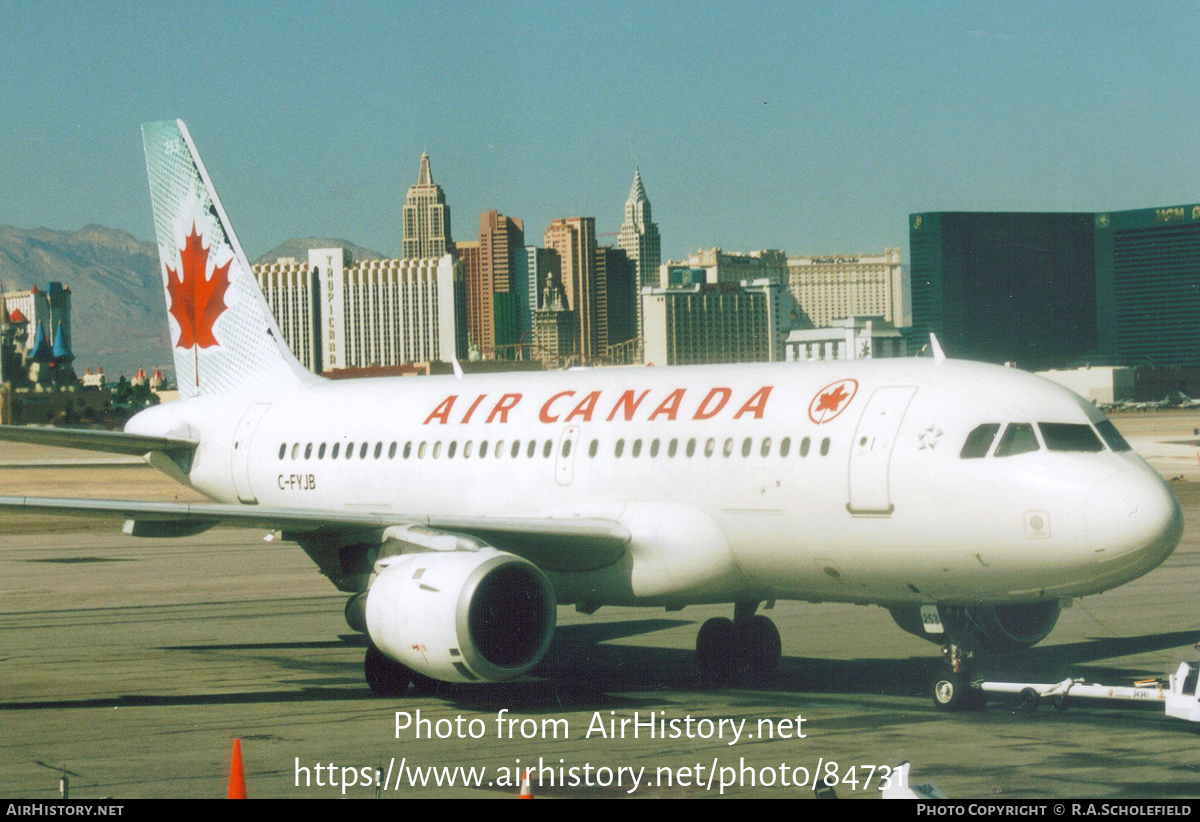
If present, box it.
[0,225,381,378]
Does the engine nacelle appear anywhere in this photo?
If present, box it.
[365,548,556,683]
[888,602,1061,653]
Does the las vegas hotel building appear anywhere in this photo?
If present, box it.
[253,249,466,375]
[786,248,906,330]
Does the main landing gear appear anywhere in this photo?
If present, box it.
[364,645,439,697]
[695,601,782,684]
[931,610,985,711]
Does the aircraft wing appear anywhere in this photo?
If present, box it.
[0,425,197,457]
[0,495,630,568]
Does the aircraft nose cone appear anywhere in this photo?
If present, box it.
[1086,469,1183,573]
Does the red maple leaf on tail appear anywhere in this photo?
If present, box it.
[166,223,231,350]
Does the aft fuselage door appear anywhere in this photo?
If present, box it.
[231,402,271,504]
[555,425,581,486]
[847,386,917,516]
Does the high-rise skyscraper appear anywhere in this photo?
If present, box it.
[402,153,453,259]
[544,217,598,361]
[618,168,662,343]
[474,210,525,358]
[454,240,482,356]
[594,246,636,356]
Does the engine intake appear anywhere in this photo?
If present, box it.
[889,602,1061,653]
[365,548,556,683]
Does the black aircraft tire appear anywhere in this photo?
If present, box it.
[409,671,441,697]
[364,646,414,697]
[696,617,738,684]
[739,615,782,682]
[932,672,973,711]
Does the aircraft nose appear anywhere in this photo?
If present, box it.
[1086,469,1183,572]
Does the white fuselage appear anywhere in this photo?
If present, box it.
[126,358,1182,610]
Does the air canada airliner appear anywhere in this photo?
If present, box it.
[0,121,1183,710]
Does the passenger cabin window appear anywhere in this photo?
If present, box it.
[360,442,369,459]
[480,441,489,458]
[1095,420,1132,452]
[374,442,383,459]
[388,442,397,459]
[588,439,598,458]
[820,437,830,456]
[615,439,625,458]
[686,438,697,457]
[994,423,1039,457]
[1039,423,1104,453]
[448,441,457,458]
[542,439,552,458]
[318,443,327,459]
[278,444,286,459]
[960,424,1001,459]
[800,437,810,457]
[780,437,791,457]
[403,442,411,458]
[332,443,341,459]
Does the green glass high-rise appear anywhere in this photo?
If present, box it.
[909,204,1200,369]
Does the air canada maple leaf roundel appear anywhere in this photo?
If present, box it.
[165,222,231,350]
[808,379,858,425]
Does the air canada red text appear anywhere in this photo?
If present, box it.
[423,387,775,426]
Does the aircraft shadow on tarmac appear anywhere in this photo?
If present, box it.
[4,621,1198,714]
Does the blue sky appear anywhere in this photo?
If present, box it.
[1,1,1197,262]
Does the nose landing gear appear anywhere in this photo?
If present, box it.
[932,644,981,711]
[695,601,782,685]
[931,610,985,711]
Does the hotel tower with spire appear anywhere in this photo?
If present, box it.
[617,168,661,345]
[402,153,453,259]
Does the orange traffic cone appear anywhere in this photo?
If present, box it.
[228,738,247,799]
[519,768,533,799]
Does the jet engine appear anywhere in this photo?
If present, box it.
[888,602,1061,653]
[364,547,556,684]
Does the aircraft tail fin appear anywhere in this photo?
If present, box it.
[141,120,315,399]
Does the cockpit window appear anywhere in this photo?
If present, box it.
[1039,423,1104,453]
[1094,419,1132,452]
[994,423,1039,457]
[960,424,1001,459]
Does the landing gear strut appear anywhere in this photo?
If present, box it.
[696,601,781,684]
[931,609,985,711]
